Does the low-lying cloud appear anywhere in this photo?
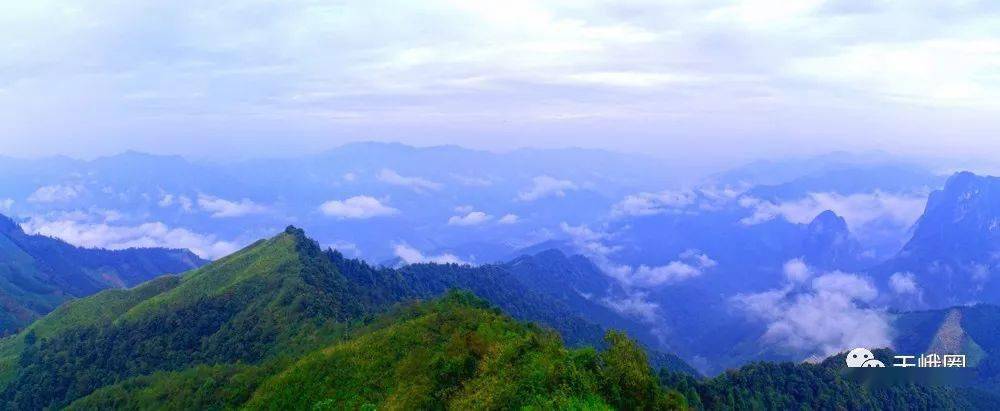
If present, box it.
[610,250,717,288]
[319,195,399,219]
[21,215,238,259]
[447,211,492,226]
[518,176,577,201]
[27,184,83,203]
[498,213,519,224]
[733,259,892,360]
[738,191,927,229]
[378,169,443,192]
[197,194,268,218]
[393,243,467,265]
[612,190,697,217]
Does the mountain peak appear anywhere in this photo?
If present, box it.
[808,210,848,234]
[802,210,863,270]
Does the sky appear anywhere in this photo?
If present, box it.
[1,0,999,164]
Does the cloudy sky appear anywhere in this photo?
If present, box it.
[2,0,998,163]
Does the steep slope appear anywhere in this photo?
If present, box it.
[879,172,1000,306]
[0,214,205,334]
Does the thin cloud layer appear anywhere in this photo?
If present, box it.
[4,1,999,159]
[518,176,577,201]
[197,195,268,218]
[739,191,927,229]
[319,196,399,219]
[377,169,443,192]
[27,184,83,203]
[447,211,492,226]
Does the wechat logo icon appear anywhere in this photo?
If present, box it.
[846,348,885,368]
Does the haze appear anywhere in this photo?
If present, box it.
[2,1,999,165]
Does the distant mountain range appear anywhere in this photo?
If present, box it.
[0,214,205,335]
[0,143,685,262]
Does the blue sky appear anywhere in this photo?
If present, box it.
[2,0,998,164]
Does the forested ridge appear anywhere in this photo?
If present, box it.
[1,226,997,410]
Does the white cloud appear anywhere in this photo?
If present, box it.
[783,258,812,283]
[889,272,920,295]
[158,194,175,207]
[734,262,892,360]
[561,221,715,288]
[377,169,442,192]
[342,172,357,182]
[790,39,1000,108]
[453,204,475,213]
[612,190,697,217]
[197,194,268,218]
[738,191,927,229]
[602,291,660,323]
[498,213,519,224]
[20,217,238,259]
[518,175,577,201]
[609,249,717,288]
[447,211,492,226]
[27,184,82,203]
[177,195,193,212]
[0,198,13,212]
[319,195,399,219]
[4,1,1000,160]
[560,222,619,256]
[393,243,467,265]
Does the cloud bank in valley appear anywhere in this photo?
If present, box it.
[738,191,927,229]
[21,213,238,260]
[734,259,893,360]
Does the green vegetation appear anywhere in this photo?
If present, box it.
[659,351,1000,410]
[7,225,998,410]
[0,213,204,335]
[0,227,688,409]
[67,291,684,410]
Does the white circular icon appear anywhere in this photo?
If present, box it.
[846,347,878,368]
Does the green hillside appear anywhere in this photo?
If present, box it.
[68,291,685,410]
[0,214,205,335]
[0,226,693,409]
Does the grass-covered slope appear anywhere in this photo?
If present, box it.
[0,227,369,409]
[0,213,205,334]
[69,291,686,410]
